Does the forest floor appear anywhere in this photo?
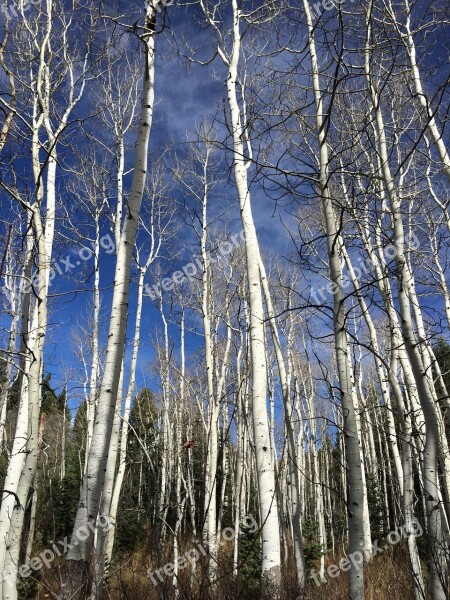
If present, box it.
[33,541,435,600]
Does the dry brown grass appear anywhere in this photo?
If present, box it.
[33,540,443,599]
[304,543,426,600]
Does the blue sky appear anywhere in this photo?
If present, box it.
[0,0,448,419]
[0,2,293,414]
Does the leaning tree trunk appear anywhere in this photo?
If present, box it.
[102,265,148,570]
[364,4,448,592]
[388,0,450,182]
[0,228,33,585]
[0,247,21,451]
[2,197,53,600]
[61,7,157,598]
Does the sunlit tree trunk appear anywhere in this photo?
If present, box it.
[365,3,448,592]
[63,6,157,596]
[386,0,450,182]
[198,0,282,587]
[260,260,306,587]
[302,0,366,595]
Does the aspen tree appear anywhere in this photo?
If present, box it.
[62,4,158,596]
[301,0,367,595]
[197,1,283,587]
[365,1,448,594]
[0,3,89,596]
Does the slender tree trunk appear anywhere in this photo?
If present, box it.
[199,171,219,579]
[85,217,101,472]
[390,350,425,599]
[388,0,450,182]
[365,4,448,591]
[302,0,366,595]
[0,265,20,451]
[3,201,52,600]
[260,260,306,588]
[233,325,247,576]
[340,240,404,494]
[62,9,157,596]
[198,0,283,586]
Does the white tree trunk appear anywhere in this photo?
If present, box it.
[388,0,450,182]
[63,9,156,595]
[303,0,366,595]
[198,0,283,586]
[364,8,448,590]
[199,172,219,577]
[260,260,306,587]
[85,217,101,471]
[225,9,282,586]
